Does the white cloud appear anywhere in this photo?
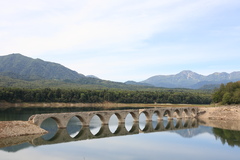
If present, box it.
[1,0,233,54]
[1,0,240,81]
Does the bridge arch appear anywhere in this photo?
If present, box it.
[88,114,102,135]
[152,110,162,121]
[45,117,61,127]
[89,113,108,125]
[42,116,70,129]
[127,111,139,122]
[66,115,84,138]
[139,111,152,121]
[163,109,172,119]
[172,108,182,119]
[40,117,59,140]
[183,109,190,118]
[108,114,119,133]
[191,108,197,117]
[114,113,122,123]
[69,115,85,126]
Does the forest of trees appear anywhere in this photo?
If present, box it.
[0,87,212,104]
[212,81,240,105]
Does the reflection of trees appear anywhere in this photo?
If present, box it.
[213,128,240,147]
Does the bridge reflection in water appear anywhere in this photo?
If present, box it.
[32,119,198,146]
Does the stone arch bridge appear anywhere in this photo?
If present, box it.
[29,107,198,128]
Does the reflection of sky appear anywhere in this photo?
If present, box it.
[1,126,240,160]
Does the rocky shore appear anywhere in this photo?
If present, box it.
[197,105,240,131]
[198,105,240,121]
[0,121,47,139]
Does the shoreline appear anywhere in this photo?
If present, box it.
[197,105,240,121]
[0,121,47,139]
[197,105,240,131]
[0,102,210,110]
[0,121,47,148]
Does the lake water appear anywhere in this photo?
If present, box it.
[1,107,240,160]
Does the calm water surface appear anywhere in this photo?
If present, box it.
[0,108,240,160]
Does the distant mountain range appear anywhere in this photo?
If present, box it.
[0,54,240,89]
[127,70,240,89]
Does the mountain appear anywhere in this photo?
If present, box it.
[0,53,84,80]
[140,70,240,89]
[0,54,153,90]
[141,70,203,88]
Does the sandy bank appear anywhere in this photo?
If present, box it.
[0,121,47,139]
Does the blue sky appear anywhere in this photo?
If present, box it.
[1,0,240,82]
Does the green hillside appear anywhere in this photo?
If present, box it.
[0,54,84,80]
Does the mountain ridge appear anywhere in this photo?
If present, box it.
[0,53,84,80]
[139,70,240,89]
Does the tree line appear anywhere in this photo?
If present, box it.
[212,81,240,105]
[0,88,211,104]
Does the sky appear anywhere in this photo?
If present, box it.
[1,0,240,82]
